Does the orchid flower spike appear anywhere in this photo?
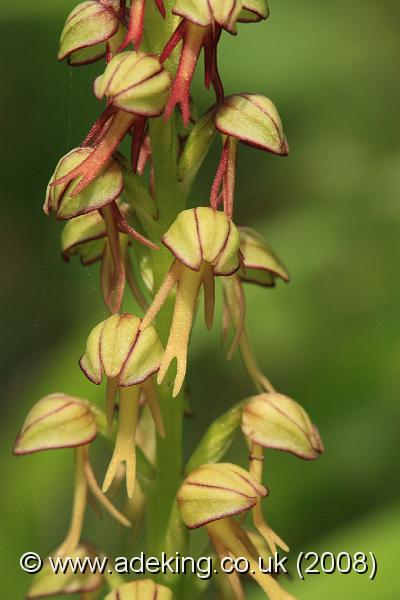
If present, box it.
[61,207,148,313]
[211,93,289,217]
[49,51,170,201]
[177,463,295,600]
[58,0,125,66]
[80,313,164,497]
[105,579,172,600]
[120,0,166,51]
[140,207,240,397]
[222,226,289,391]
[242,393,324,553]
[14,394,131,558]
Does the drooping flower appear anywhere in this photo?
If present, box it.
[14,394,131,557]
[50,51,171,198]
[45,147,156,313]
[119,0,166,51]
[211,93,289,216]
[79,313,164,496]
[222,226,289,392]
[58,0,125,66]
[177,463,295,600]
[27,542,103,599]
[105,579,172,600]
[161,1,269,126]
[241,393,323,553]
[61,207,148,313]
[140,207,240,397]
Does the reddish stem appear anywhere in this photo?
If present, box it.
[101,203,126,313]
[120,0,165,50]
[130,115,147,173]
[51,111,135,196]
[112,202,158,250]
[82,105,116,147]
[210,137,237,218]
[203,24,224,100]
[163,22,206,127]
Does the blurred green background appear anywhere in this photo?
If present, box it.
[1,0,399,598]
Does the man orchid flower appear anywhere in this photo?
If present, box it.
[140,207,240,397]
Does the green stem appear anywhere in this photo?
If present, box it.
[142,0,189,571]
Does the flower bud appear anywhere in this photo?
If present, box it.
[216,93,289,155]
[242,393,324,459]
[44,148,123,220]
[80,313,164,386]
[177,463,267,528]
[239,226,290,286]
[163,207,240,276]
[58,1,120,66]
[27,543,102,599]
[94,51,171,116]
[105,579,172,600]
[14,394,97,455]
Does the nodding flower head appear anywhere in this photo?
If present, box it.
[49,52,170,201]
[177,462,267,528]
[239,226,290,286]
[80,313,164,497]
[211,93,288,217]
[15,395,131,559]
[140,207,240,397]
[58,0,124,66]
[241,393,323,555]
[178,462,294,600]
[13,394,98,455]
[105,579,172,600]
[242,393,324,460]
[44,148,123,221]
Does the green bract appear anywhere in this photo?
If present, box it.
[105,579,172,600]
[94,51,171,116]
[14,394,97,455]
[177,463,267,528]
[239,226,290,286]
[44,148,123,220]
[216,93,289,155]
[80,313,164,386]
[241,393,324,459]
[58,0,121,65]
[163,207,240,276]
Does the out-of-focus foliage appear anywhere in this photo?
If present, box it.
[1,0,399,597]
